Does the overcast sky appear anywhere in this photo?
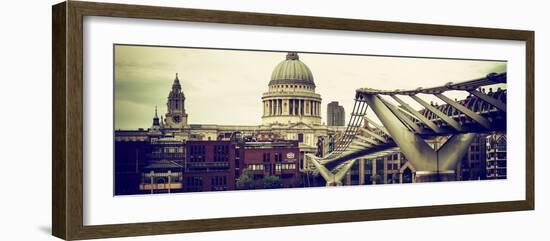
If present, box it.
[114,45,506,130]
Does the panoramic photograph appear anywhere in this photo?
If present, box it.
[113,45,507,195]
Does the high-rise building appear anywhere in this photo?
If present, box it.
[486,133,507,179]
[327,101,345,126]
[457,134,487,181]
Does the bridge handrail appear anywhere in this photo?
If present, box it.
[356,72,506,96]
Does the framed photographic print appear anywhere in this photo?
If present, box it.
[52,1,534,240]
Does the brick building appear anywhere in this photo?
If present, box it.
[242,141,301,188]
[184,140,240,192]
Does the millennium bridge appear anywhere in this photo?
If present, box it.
[306,72,507,185]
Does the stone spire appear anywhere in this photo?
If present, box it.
[152,106,160,126]
[169,73,184,99]
[174,73,180,85]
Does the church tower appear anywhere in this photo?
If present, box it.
[149,106,162,134]
[164,73,188,128]
[152,106,160,127]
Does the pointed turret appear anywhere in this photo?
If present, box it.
[165,73,188,128]
[152,106,160,126]
[169,73,184,99]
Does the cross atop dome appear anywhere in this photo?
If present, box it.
[286,52,299,60]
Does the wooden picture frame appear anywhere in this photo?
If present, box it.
[52,1,534,240]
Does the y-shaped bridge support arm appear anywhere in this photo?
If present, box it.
[364,94,475,175]
[307,154,358,186]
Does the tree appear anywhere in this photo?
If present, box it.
[236,170,255,190]
[262,175,282,189]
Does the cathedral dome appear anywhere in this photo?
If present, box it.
[269,52,315,87]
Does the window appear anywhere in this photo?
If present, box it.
[497,137,507,151]
[213,144,229,162]
[189,145,206,162]
[248,164,264,171]
[187,176,203,187]
[298,133,304,142]
[274,153,282,162]
[263,153,271,163]
[275,163,296,171]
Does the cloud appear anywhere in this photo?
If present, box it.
[114,45,506,129]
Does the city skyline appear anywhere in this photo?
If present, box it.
[114,45,508,195]
[115,45,506,130]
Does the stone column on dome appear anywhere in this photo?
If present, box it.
[271,100,277,115]
[277,99,281,115]
[273,99,277,116]
[270,99,274,116]
[295,99,299,116]
[314,101,318,116]
[301,99,305,115]
[283,98,289,115]
[315,101,318,116]
[275,99,279,115]
[318,102,321,116]
[295,99,299,115]
[316,102,319,116]
[273,99,277,115]
[278,99,282,115]
[288,99,294,115]
[300,99,305,116]
[297,99,300,116]
[297,99,301,116]
[300,99,304,116]
[274,99,277,116]
[279,99,283,115]
[313,100,317,116]
[288,98,294,115]
[292,99,296,116]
